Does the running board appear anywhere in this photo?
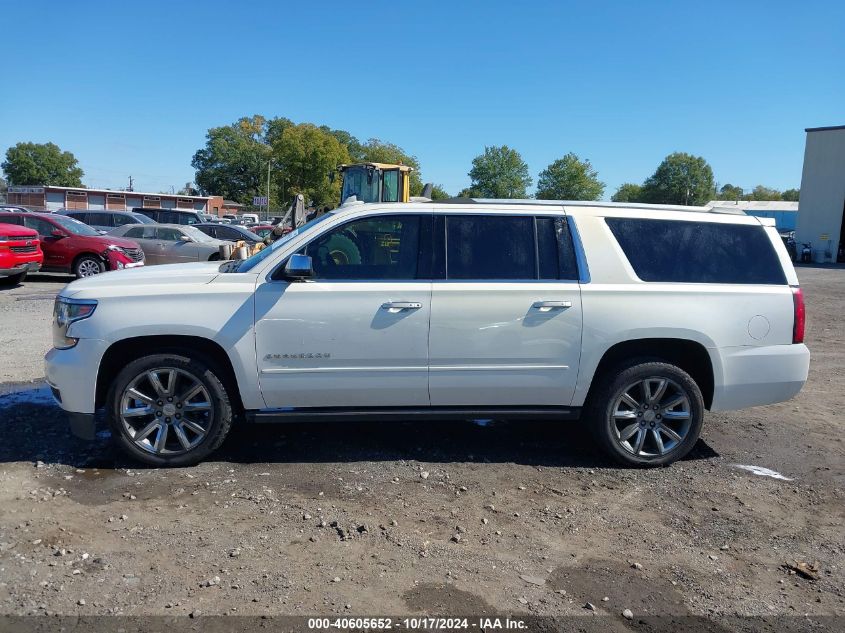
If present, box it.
[245,406,581,424]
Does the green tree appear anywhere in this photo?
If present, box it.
[747,185,782,201]
[718,183,743,200]
[536,153,604,200]
[358,139,424,196]
[468,145,532,198]
[191,115,275,204]
[456,186,482,198]
[272,123,350,207]
[2,142,84,186]
[429,184,451,200]
[639,152,715,206]
[320,126,364,162]
[782,188,800,201]
[0,176,6,193]
[611,183,643,202]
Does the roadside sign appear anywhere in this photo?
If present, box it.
[819,233,829,241]
[253,196,268,206]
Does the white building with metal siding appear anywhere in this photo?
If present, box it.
[795,125,845,263]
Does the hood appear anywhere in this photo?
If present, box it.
[0,222,38,239]
[69,233,141,250]
[61,261,224,298]
[104,236,142,249]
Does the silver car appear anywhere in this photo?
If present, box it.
[109,224,231,265]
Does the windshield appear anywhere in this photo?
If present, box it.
[181,225,216,243]
[130,213,154,224]
[234,213,335,273]
[52,215,101,237]
[341,166,380,203]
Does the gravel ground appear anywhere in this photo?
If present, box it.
[0,268,842,630]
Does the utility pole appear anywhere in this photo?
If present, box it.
[266,159,272,216]
[128,175,134,192]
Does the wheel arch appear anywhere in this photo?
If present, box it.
[583,338,715,410]
[96,335,244,413]
[72,251,107,270]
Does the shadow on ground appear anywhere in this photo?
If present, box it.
[0,381,718,470]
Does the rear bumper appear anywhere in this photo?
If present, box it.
[710,343,810,411]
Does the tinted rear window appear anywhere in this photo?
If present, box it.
[606,218,786,285]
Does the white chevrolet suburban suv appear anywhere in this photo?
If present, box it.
[45,200,810,467]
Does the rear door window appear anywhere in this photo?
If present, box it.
[606,218,787,284]
[445,215,535,280]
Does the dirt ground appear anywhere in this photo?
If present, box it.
[0,268,843,631]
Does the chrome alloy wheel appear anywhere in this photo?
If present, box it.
[77,259,102,277]
[119,367,213,455]
[610,377,692,458]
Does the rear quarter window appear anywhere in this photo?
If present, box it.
[606,218,786,285]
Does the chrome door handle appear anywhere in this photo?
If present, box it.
[533,300,572,312]
[382,301,423,313]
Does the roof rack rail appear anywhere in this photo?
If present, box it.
[436,198,747,215]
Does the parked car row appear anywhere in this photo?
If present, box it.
[0,208,261,287]
[0,211,144,279]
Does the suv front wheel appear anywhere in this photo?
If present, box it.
[589,360,704,467]
[106,353,233,466]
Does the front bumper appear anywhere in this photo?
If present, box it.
[0,261,41,276]
[45,339,108,434]
[105,250,144,271]
[46,340,107,441]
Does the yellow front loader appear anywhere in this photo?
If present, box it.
[338,162,413,204]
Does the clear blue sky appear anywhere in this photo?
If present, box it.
[2,0,843,198]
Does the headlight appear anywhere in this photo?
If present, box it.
[53,297,97,350]
[106,244,127,254]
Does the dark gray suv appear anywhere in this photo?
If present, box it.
[58,210,154,233]
[132,207,204,225]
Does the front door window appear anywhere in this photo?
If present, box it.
[303,215,421,280]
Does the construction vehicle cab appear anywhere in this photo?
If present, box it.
[339,163,412,204]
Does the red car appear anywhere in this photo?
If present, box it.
[0,212,145,278]
[0,223,43,285]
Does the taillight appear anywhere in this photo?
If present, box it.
[791,287,805,344]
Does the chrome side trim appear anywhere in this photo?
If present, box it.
[260,364,569,374]
[245,406,582,424]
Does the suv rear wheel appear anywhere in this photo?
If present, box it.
[588,360,704,467]
[106,353,233,466]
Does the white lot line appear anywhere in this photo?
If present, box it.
[733,464,794,481]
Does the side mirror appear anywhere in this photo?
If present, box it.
[282,254,313,280]
[51,229,68,238]
[179,235,192,242]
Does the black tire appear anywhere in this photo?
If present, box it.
[587,359,704,467]
[74,255,106,278]
[0,271,26,286]
[106,353,233,467]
